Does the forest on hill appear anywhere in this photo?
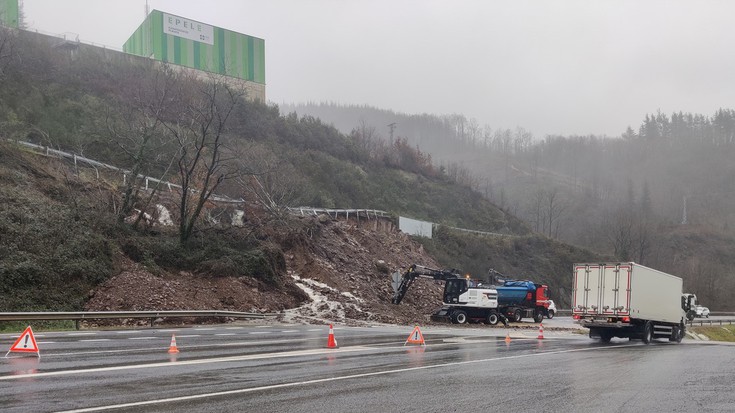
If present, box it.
[283,101,735,309]
[0,28,598,317]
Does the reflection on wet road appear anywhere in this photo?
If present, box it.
[0,323,732,412]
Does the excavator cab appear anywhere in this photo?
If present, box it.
[443,278,468,304]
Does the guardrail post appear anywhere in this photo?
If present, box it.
[150,317,155,327]
[75,319,80,330]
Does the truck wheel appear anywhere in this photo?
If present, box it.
[533,310,544,323]
[513,309,523,323]
[642,321,653,344]
[453,311,468,324]
[669,325,684,343]
[486,312,500,326]
[600,331,613,343]
[547,310,555,319]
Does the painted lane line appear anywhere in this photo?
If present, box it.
[127,337,157,340]
[215,333,237,336]
[194,328,215,331]
[54,344,640,412]
[280,330,299,333]
[255,325,273,328]
[307,329,322,332]
[36,341,56,344]
[176,335,200,338]
[156,329,180,332]
[1,346,379,381]
[66,333,98,336]
[224,327,244,330]
[114,331,141,334]
[80,339,111,342]
[249,331,271,335]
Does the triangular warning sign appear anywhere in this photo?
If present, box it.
[404,325,426,346]
[5,326,40,358]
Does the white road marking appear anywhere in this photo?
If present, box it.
[176,335,200,338]
[249,331,271,335]
[127,337,157,340]
[224,327,244,330]
[36,341,56,344]
[255,325,273,328]
[194,328,215,331]
[280,330,299,333]
[80,339,111,342]
[156,329,180,333]
[215,333,237,336]
[53,344,640,412]
[114,331,141,334]
[1,346,378,382]
[67,333,97,336]
[307,329,322,332]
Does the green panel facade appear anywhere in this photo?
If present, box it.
[0,0,19,28]
[123,9,265,85]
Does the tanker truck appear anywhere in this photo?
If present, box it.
[572,262,695,344]
[495,279,551,323]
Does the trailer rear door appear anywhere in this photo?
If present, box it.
[573,263,631,315]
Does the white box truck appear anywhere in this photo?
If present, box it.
[572,262,695,344]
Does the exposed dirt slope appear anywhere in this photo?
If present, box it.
[85,217,447,326]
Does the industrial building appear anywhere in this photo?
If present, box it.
[124,10,265,101]
[0,0,19,28]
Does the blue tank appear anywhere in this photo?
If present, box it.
[496,281,536,306]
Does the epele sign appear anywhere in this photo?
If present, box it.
[163,13,214,45]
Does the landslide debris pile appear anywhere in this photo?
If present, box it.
[85,216,447,327]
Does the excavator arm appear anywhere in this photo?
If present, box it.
[391,264,460,304]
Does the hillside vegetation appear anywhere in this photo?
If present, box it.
[284,101,735,310]
[0,28,600,319]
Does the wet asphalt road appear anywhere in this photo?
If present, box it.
[0,321,733,412]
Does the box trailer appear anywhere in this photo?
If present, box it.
[572,262,694,344]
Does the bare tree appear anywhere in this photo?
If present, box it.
[235,143,305,220]
[163,73,243,244]
[608,207,634,260]
[544,187,567,238]
[0,27,18,80]
[105,66,178,227]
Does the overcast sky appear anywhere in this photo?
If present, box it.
[20,0,735,137]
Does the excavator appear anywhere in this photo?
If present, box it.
[391,264,509,325]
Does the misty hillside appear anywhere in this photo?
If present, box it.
[283,102,735,310]
[0,28,604,317]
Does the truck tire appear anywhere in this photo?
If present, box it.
[642,321,653,344]
[600,331,613,343]
[513,309,523,323]
[453,311,468,324]
[533,310,544,323]
[669,324,684,343]
[486,312,500,326]
[547,310,555,319]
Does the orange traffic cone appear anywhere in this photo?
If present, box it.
[504,331,512,344]
[537,323,545,340]
[168,334,179,353]
[326,324,338,348]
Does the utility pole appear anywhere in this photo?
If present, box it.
[387,122,396,141]
[681,196,687,225]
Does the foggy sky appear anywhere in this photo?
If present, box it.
[20,0,735,138]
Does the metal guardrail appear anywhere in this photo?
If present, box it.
[687,318,735,327]
[0,311,276,329]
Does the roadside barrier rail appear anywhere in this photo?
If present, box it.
[687,318,735,327]
[0,310,276,329]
